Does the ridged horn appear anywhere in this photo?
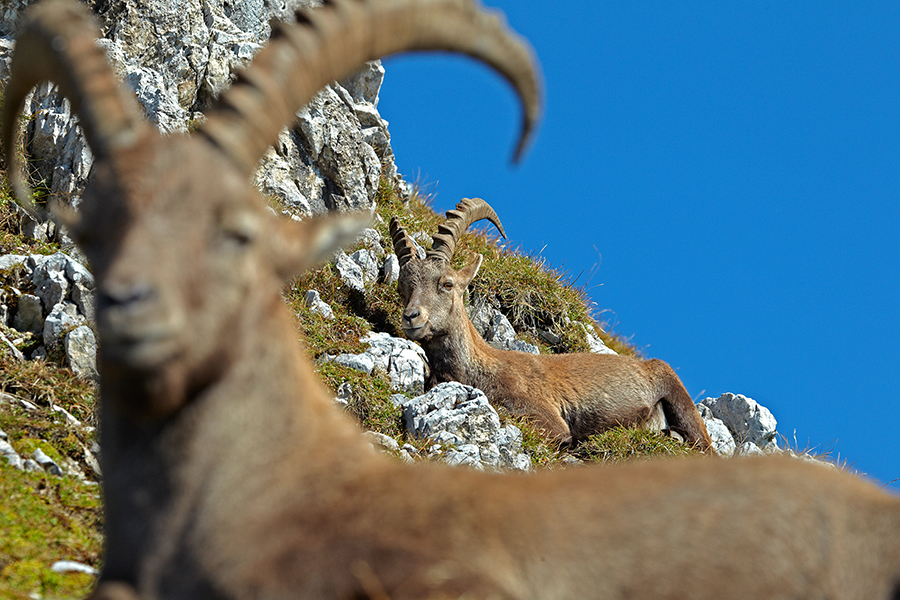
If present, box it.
[428,197,505,263]
[389,216,419,268]
[0,0,150,214]
[198,0,542,177]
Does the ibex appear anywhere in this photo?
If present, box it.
[4,1,899,599]
[390,199,713,449]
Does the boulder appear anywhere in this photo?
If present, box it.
[700,393,778,450]
[400,382,531,471]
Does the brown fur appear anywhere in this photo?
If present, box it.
[393,229,713,449]
[3,1,899,599]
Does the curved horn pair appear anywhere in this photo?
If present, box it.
[390,197,506,268]
[2,0,542,208]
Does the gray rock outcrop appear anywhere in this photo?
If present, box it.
[304,290,335,320]
[1,252,96,374]
[700,392,779,451]
[468,297,539,354]
[400,382,531,472]
[328,332,428,395]
[2,0,404,245]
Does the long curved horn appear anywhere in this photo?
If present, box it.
[0,0,150,214]
[389,216,419,268]
[428,197,505,263]
[198,0,541,177]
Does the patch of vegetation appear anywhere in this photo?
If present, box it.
[0,176,60,257]
[315,361,403,439]
[0,352,98,428]
[575,426,704,464]
[0,467,102,600]
[0,350,101,600]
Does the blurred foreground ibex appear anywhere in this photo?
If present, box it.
[390,198,713,449]
[2,0,898,598]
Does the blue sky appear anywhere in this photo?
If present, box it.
[377,2,900,490]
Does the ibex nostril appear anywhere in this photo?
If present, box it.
[403,308,420,323]
[99,282,155,309]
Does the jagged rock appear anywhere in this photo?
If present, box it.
[409,233,428,259]
[0,36,13,81]
[32,447,62,476]
[356,228,385,259]
[7,0,396,236]
[736,441,764,456]
[365,431,399,453]
[65,325,98,380]
[0,253,27,273]
[579,322,618,355]
[333,250,366,293]
[350,249,380,284]
[359,332,428,395]
[700,393,778,450]
[508,340,540,354]
[32,252,71,313]
[255,128,329,218]
[296,84,381,212]
[697,403,737,457]
[334,382,353,407]
[536,329,562,346]
[65,256,94,321]
[332,353,376,375]
[82,442,102,477]
[400,382,531,472]
[468,297,539,354]
[0,437,23,470]
[382,254,400,285]
[12,294,42,335]
[365,431,415,463]
[0,330,25,361]
[304,289,335,320]
[43,301,85,347]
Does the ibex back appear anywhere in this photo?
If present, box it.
[390,199,713,449]
[2,1,898,599]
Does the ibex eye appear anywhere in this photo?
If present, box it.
[442,281,453,290]
[223,228,253,246]
[219,212,259,248]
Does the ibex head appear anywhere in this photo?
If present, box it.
[390,197,505,342]
[1,0,540,421]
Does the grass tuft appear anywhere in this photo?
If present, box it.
[576,426,703,464]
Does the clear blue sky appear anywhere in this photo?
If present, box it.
[377,1,899,490]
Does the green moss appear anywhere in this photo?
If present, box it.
[0,468,102,600]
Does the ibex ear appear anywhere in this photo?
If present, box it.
[270,212,371,281]
[458,254,484,287]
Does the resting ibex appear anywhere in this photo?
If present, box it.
[390,199,713,449]
[4,1,899,599]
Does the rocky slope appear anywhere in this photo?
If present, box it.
[0,0,817,597]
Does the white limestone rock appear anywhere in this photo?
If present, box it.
[65,325,98,381]
[700,393,779,450]
[400,382,531,472]
[304,289,335,320]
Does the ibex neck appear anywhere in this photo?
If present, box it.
[422,315,497,388]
